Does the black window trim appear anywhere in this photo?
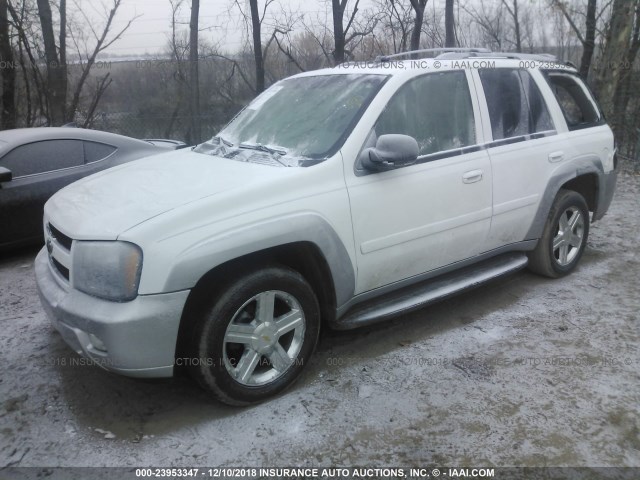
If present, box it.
[541,69,606,131]
[355,128,558,176]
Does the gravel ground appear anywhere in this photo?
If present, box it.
[0,173,639,472]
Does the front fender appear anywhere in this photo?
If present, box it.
[161,212,356,307]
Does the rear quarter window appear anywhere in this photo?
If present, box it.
[84,141,117,163]
[543,71,603,130]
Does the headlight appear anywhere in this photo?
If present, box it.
[72,241,143,302]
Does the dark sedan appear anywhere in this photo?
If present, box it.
[0,128,169,251]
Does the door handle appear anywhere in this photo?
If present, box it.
[462,169,483,184]
[548,151,564,163]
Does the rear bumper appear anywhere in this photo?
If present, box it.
[594,168,618,221]
[35,248,189,378]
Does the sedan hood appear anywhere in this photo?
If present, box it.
[45,149,289,239]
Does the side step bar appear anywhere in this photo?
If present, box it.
[333,252,528,330]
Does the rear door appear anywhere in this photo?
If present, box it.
[472,68,560,250]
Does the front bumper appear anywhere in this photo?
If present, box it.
[35,248,190,378]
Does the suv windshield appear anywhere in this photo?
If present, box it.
[198,74,387,165]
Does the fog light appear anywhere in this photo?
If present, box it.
[89,334,107,352]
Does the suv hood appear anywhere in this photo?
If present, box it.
[45,149,291,239]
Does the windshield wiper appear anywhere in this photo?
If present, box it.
[239,142,287,156]
[238,142,289,166]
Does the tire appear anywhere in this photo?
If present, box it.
[189,266,320,406]
[528,189,590,278]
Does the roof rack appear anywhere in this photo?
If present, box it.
[374,48,491,62]
[373,48,565,65]
[437,51,559,62]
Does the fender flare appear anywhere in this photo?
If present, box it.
[162,212,356,307]
[525,156,604,240]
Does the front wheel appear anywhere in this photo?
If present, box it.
[189,266,320,406]
[528,189,590,278]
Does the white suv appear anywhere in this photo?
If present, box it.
[35,49,617,405]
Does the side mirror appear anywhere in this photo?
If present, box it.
[0,166,12,183]
[360,134,419,172]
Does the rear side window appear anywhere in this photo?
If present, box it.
[375,71,476,157]
[84,141,117,163]
[544,72,602,130]
[0,140,84,177]
[479,69,554,141]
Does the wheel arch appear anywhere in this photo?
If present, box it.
[526,158,604,240]
[173,239,346,368]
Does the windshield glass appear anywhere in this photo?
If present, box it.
[208,74,387,164]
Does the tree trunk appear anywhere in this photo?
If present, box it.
[409,0,427,52]
[36,0,66,125]
[512,0,521,53]
[189,0,201,143]
[0,0,16,129]
[611,1,640,149]
[445,0,455,48]
[579,0,597,78]
[595,0,636,140]
[249,0,264,93]
[332,0,345,64]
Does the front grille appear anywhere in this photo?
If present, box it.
[48,223,72,251]
[46,221,73,284]
[51,257,70,281]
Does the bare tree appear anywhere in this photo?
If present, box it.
[501,0,521,52]
[0,0,16,129]
[552,0,598,77]
[67,0,137,124]
[331,0,377,63]
[461,0,505,51]
[445,0,455,48]
[249,0,265,93]
[595,0,637,139]
[409,0,427,51]
[36,0,67,125]
[611,1,640,146]
[371,0,412,54]
[7,0,46,125]
[332,0,349,63]
[189,0,201,142]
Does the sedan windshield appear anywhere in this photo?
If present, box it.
[202,74,387,164]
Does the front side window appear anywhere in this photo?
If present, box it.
[479,69,554,141]
[544,72,602,130]
[0,140,84,178]
[215,74,387,161]
[375,71,476,157]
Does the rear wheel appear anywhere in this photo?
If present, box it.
[528,189,590,278]
[189,266,320,406]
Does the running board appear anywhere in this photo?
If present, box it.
[334,252,528,330]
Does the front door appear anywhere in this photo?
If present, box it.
[346,70,493,294]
